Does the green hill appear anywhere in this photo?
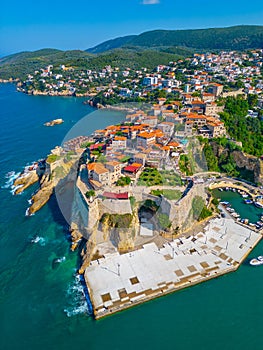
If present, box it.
[88,35,137,54]
[87,25,263,53]
[1,25,263,81]
[0,48,188,80]
[86,48,185,70]
[0,49,92,80]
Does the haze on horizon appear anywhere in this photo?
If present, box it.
[1,0,263,57]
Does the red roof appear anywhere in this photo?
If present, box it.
[102,192,129,200]
[90,143,105,150]
[123,165,141,173]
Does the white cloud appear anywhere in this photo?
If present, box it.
[142,0,160,4]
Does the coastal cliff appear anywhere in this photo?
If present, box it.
[10,136,261,280]
[13,150,80,216]
[210,141,263,184]
[232,151,263,185]
[73,196,141,273]
[13,169,39,194]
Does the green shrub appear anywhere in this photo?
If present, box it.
[85,190,95,199]
[116,176,131,186]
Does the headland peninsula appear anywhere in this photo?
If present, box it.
[6,43,263,319]
[11,104,263,318]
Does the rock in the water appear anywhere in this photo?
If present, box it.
[44,118,64,127]
[14,170,39,194]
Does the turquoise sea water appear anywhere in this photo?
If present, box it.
[1,83,263,350]
[214,189,263,224]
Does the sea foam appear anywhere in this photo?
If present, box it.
[64,274,88,317]
[1,171,20,191]
[30,236,46,246]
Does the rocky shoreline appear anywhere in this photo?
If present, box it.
[0,78,19,83]
[12,150,81,248]
[10,133,263,279]
[16,86,93,97]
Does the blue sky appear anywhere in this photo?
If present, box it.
[0,0,263,56]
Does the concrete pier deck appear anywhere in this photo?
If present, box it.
[84,217,262,319]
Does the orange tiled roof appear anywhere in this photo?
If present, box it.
[138,132,156,139]
[168,141,180,147]
[87,163,96,171]
[153,130,164,137]
[160,121,174,126]
[131,162,142,168]
[191,100,205,105]
[106,125,121,131]
[186,114,207,119]
[93,163,109,174]
[106,161,121,166]
[114,136,127,141]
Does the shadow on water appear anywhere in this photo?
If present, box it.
[47,192,71,238]
[46,174,87,272]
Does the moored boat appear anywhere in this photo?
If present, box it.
[254,201,263,209]
[249,256,263,266]
[220,201,229,205]
[244,199,253,204]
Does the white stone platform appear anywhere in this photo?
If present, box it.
[84,217,262,319]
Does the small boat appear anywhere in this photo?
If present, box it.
[249,256,263,266]
[254,201,263,209]
[244,199,253,204]
[219,188,223,192]
[220,201,229,205]
[242,194,249,198]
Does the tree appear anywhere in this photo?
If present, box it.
[116,176,131,186]
[203,143,219,171]
[85,190,95,199]
[220,96,263,157]
[247,94,258,108]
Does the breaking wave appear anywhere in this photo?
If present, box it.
[64,274,89,317]
[25,207,35,217]
[1,171,20,192]
[30,236,46,246]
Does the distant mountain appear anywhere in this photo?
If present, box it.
[87,35,136,54]
[87,25,263,53]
